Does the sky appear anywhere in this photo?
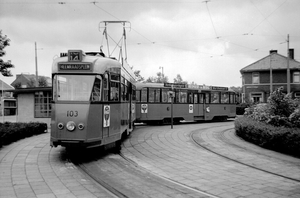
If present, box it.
[1,0,300,87]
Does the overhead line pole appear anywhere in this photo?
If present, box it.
[287,34,290,93]
[35,42,39,87]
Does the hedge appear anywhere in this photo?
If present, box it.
[235,117,300,157]
[0,122,48,148]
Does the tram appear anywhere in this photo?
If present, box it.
[51,21,136,148]
[50,50,136,148]
[135,82,236,124]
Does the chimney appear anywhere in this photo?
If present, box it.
[270,50,277,54]
[289,49,294,59]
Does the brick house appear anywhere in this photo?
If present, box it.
[240,49,300,103]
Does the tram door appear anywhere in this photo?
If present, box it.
[197,93,205,119]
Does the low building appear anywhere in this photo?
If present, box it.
[240,49,300,103]
[12,87,52,126]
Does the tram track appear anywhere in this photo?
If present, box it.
[70,148,220,198]
[60,122,300,197]
[190,127,300,183]
[76,160,130,198]
[117,152,220,198]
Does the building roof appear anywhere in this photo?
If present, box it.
[10,73,52,88]
[12,86,51,94]
[240,52,300,73]
[0,79,14,91]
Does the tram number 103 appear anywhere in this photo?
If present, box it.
[67,111,78,117]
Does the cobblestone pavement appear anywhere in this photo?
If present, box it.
[121,122,300,198]
[1,121,300,198]
[0,134,115,198]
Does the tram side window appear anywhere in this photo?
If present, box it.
[136,90,141,102]
[230,93,235,104]
[221,93,229,104]
[162,89,168,103]
[178,91,187,103]
[141,88,147,102]
[103,74,109,101]
[199,94,204,103]
[149,88,160,103]
[132,85,136,101]
[205,93,210,104]
[188,92,193,103]
[125,80,130,101]
[121,84,126,101]
[211,92,220,103]
[194,94,198,104]
[90,76,102,101]
[110,73,120,101]
[110,81,119,101]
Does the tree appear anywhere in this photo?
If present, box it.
[145,76,156,83]
[38,76,48,87]
[145,72,169,83]
[12,82,21,89]
[27,78,36,88]
[0,30,14,76]
[134,70,144,82]
[173,74,187,84]
[156,72,168,83]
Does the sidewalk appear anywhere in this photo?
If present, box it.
[0,133,114,198]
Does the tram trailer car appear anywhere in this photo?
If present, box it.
[50,50,136,148]
[135,82,236,124]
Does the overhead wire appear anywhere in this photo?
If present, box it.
[247,0,288,36]
[2,0,298,59]
[203,0,219,39]
[91,2,155,44]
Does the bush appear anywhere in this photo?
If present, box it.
[236,103,249,115]
[0,122,47,147]
[235,117,300,157]
[289,107,300,127]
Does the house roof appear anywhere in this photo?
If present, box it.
[240,52,300,73]
[10,73,52,87]
[0,79,14,91]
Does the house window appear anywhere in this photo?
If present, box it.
[252,72,260,84]
[35,91,52,118]
[250,92,263,103]
[293,72,300,83]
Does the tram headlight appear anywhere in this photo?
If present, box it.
[78,123,85,130]
[206,107,210,113]
[57,123,64,130]
[66,121,76,131]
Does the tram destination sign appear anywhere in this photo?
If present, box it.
[210,86,228,91]
[58,63,91,70]
[164,83,187,88]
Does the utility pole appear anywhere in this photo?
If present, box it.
[287,34,290,93]
[270,53,273,93]
[35,42,39,87]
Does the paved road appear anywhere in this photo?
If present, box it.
[122,122,300,198]
[1,121,300,198]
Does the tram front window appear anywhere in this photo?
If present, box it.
[54,75,102,102]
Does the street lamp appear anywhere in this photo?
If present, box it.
[159,66,164,77]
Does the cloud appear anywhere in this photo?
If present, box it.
[1,0,300,87]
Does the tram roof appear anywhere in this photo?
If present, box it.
[52,53,136,81]
[136,82,234,93]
